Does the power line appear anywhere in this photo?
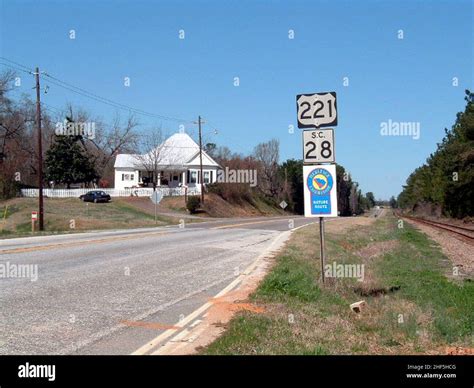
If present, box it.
[0,57,34,73]
[0,62,33,75]
[43,73,192,123]
[1,56,193,123]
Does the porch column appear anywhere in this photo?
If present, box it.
[157,172,161,186]
[182,171,186,184]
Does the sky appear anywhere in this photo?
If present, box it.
[1,0,472,199]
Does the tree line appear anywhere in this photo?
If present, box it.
[206,141,376,216]
[1,69,375,215]
[397,90,474,218]
[0,70,139,197]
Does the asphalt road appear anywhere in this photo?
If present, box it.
[0,215,317,355]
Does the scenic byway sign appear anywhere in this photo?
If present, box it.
[302,128,335,164]
[296,92,337,128]
[303,164,338,217]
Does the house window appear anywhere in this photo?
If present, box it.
[203,171,210,184]
[122,174,133,181]
[190,171,197,183]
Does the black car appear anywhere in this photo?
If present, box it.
[79,191,111,203]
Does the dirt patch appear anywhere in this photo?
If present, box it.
[356,240,400,260]
[325,214,378,234]
[443,346,474,355]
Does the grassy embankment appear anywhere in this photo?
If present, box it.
[0,193,287,238]
[0,197,177,238]
[203,213,473,355]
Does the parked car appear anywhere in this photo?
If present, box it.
[79,191,111,203]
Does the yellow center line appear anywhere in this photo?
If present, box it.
[0,231,169,255]
[211,217,293,230]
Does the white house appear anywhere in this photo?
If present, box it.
[114,133,219,191]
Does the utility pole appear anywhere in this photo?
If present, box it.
[35,67,44,231]
[198,115,204,204]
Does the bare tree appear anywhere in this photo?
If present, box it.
[59,106,139,185]
[135,127,166,190]
[253,138,281,198]
[90,113,139,170]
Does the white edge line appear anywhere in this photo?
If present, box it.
[132,220,318,355]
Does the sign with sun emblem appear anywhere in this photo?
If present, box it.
[303,164,338,217]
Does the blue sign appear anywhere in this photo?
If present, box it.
[306,168,334,215]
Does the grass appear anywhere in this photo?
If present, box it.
[203,214,474,355]
[0,197,179,238]
[379,227,474,342]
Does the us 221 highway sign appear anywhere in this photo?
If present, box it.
[296,92,337,128]
[303,164,338,217]
[302,128,335,164]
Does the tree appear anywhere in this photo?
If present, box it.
[45,132,98,188]
[336,164,354,216]
[253,139,281,198]
[389,196,397,208]
[135,127,166,190]
[366,192,376,208]
[0,71,54,197]
[204,142,217,157]
[279,159,303,214]
[398,90,474,218]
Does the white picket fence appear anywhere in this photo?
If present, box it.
[20,187,201,198]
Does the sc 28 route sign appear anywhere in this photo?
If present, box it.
[296,92,337,128]
[303,164,338,218]
[302,129,335,164]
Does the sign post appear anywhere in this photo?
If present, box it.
[150,191,163,225]
[31,211,38,233]
[319,216,325,284]
[296,91,338,284]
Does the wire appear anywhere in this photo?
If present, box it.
[43,73,192,123]
[0,62,33,75]
[1,57,248,153]
[1,56,193,123]
[0,57,34,73]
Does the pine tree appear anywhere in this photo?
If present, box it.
[45,134,98,189]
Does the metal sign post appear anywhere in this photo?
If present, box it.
[319,217,325,284]
[151,191,163,225]
[296,91,339,285]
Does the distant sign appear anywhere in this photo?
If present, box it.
[302,128,335,164]
[150,191,163,204]
[31,211,38,220]
[303,164,338,217]
[296,92,337,128]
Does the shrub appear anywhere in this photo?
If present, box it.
[186,196,201,214]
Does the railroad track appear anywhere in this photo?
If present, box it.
[400,215,474,244]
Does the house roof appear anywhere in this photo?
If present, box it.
[114,133,219,169]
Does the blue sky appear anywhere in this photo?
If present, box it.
[1,0,472,199]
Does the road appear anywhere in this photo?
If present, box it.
[0,215,319,355]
